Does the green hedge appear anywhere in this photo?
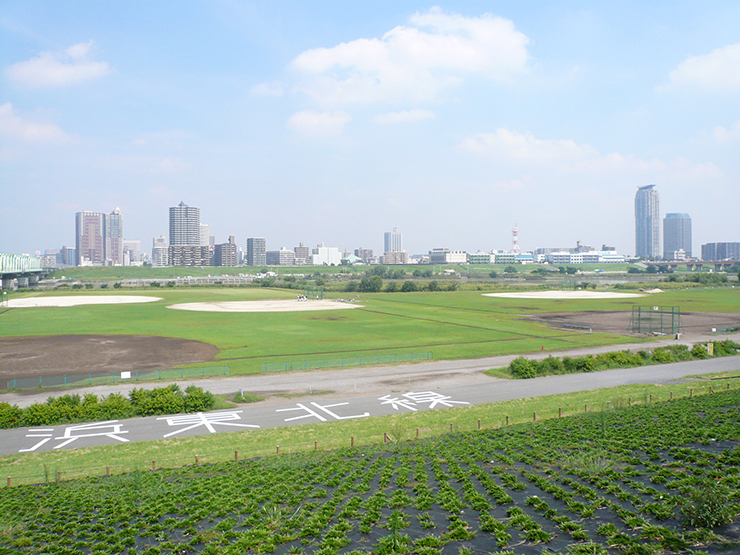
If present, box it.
[509,340,740,379]
[0,384,215,429]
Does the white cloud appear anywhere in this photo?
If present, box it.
[0,102,69,143]
[374,109,436,124]
[713,120,740,143]
[250,81,284,97]
[6,41,112,87]
[462,128,721,179]
[287,110,351,137]
[291,7,529,105]
[463,128,597,164]
[664,42,740,92]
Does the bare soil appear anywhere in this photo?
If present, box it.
[529,310,740,337]
[0,335,219,385]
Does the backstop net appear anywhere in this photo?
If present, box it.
[302,287,324,300]
[630,306,681,335]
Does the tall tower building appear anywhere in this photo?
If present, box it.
[384,228,403,253]
[105,208,124,265]
[635,185,660,259]
[75,208,124,266]
[663,213,692,260]
[246,237,266,266]
[75,211,105,266]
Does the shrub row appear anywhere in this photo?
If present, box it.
[509,340,740,379]
[0,384,215,429]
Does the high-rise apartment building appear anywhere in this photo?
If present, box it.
[75,208,123,266]
[246,237,266,266]
[384,228,403,253]
[168,202,209,266]
[701,242,740,261]
[635,185,660,259]
[214,236,238,267]
[169,202,200,246]
[294,242,310,264]
[663,213,692,260]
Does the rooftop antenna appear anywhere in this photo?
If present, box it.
[512,223,521,254]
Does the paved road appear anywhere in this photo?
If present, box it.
[2,333,735,409]
[1,353,737,456]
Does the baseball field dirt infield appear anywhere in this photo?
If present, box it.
[528,310,740,337]
[0,335,219,387]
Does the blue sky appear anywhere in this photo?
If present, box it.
[2,1,739,257]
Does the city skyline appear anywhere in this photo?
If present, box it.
[2,2,739,256]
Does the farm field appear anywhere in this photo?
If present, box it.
[1,287,739,378]
[1,387,738,554]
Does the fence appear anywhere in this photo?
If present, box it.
[630,305,681,335]
[261,352,432,373]
[6,366,231,390]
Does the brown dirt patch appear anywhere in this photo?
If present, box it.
[529,310,740,336]
[0,335,219,386]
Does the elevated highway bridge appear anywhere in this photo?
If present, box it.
[0,253,47,290]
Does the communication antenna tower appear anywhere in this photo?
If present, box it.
[512,223,521,254]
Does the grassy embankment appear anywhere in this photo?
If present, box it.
[1,372,737,486]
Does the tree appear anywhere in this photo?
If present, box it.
[384,281,399,292]
[504,265,517,274]
[359,275,383,292]
[427,280,440,291]
[401,280,418,292]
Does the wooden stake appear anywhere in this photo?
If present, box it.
[649,394,652,403]
[152,460,156,471]
[477,419,481,430]
[384,433,390,444]
[276,445,280,455]
[558,407,562,417]
[195,455,199,465]
[416,428,419,439]
[57,471,61,482]
[585,403,588,412]
[106,466,110,477]
[450,423,454,433]
[690,388,693,398]
[710,386,714,394]
[315,441,318,451]
[6,477,9,487]
[670,392,673,400]
[505,415,509,425]
[351,436,354,447]
[533,411,536,422]
[235,450,239,461]
[628,397,631,406]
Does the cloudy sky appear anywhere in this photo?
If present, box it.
[2,1,739,257]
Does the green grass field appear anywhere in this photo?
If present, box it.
[1,287,739,375]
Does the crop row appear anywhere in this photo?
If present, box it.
[0,389,738,554]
